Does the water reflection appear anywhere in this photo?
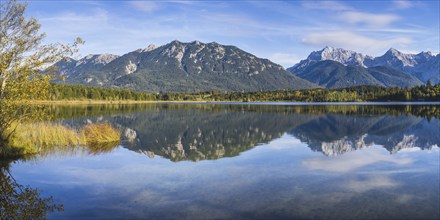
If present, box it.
[114,109,315,161]
[0,159,63,219]
[5,104,439,220]
[54,104,440,161]
[302,146,413,172]
[22,139,437,220]
[290,114,439,156]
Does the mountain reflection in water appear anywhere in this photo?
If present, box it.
[52,103,440,161]
[5,103,439,220]
[290,114,438,156]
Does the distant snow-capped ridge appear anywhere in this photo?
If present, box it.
[288,47,439,84]
[307,46,373,67]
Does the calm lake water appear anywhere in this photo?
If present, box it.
[2,103,440,219]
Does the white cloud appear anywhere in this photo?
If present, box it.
[393,0,413,9]
[356,28,424,34]
[268,53,301,67]
[38,9,112,55]
[37,8,200,56]
[76,1,105,7]
[302,1,353,11]
[263,134,305,150]
[395,194,414,203]
[302,146,413,173]
[129,1,159,13]
[399,49,421,55]
[339,12,400,27]
[41,8,109,23]
[302,31,412,55]
[343,175,399,193]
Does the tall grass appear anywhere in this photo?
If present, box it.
[82,123,120,155]
[3,122,120,157]
[83,123,120,144]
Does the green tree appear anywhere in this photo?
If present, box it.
[426,80,432,88]
[0,0,83,146]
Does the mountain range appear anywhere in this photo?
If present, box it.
[54,41,438,92]
[288,46,439,88]
[55,40,316,92]
[290,60,423,88]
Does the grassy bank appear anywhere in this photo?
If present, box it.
[1,122,120,157]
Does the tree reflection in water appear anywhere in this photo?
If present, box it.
[0,160,63,219]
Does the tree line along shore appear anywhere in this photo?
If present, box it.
[44,82,440,103]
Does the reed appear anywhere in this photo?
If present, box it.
[2,122,120,157]
[7,122,82,155]
[82,123,120,144]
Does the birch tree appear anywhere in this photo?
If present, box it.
[0,0,83,144]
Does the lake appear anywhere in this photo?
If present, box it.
[1,103,439,219]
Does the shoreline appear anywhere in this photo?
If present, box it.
[28,100,211,105]
[27,100,440,105]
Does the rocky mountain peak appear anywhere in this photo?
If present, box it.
[78,53,119,66]
[170,40,183,45]
[415,51,433,62]
[94,54,120,64]
[136,44,157,53]
[378,48,418,67]
[320,46,338,55]
[386,48,401,55]
[160,41,186,62]
[297,47,370,69]
[191,40,202,45]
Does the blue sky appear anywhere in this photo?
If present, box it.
[26,0,439,67]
